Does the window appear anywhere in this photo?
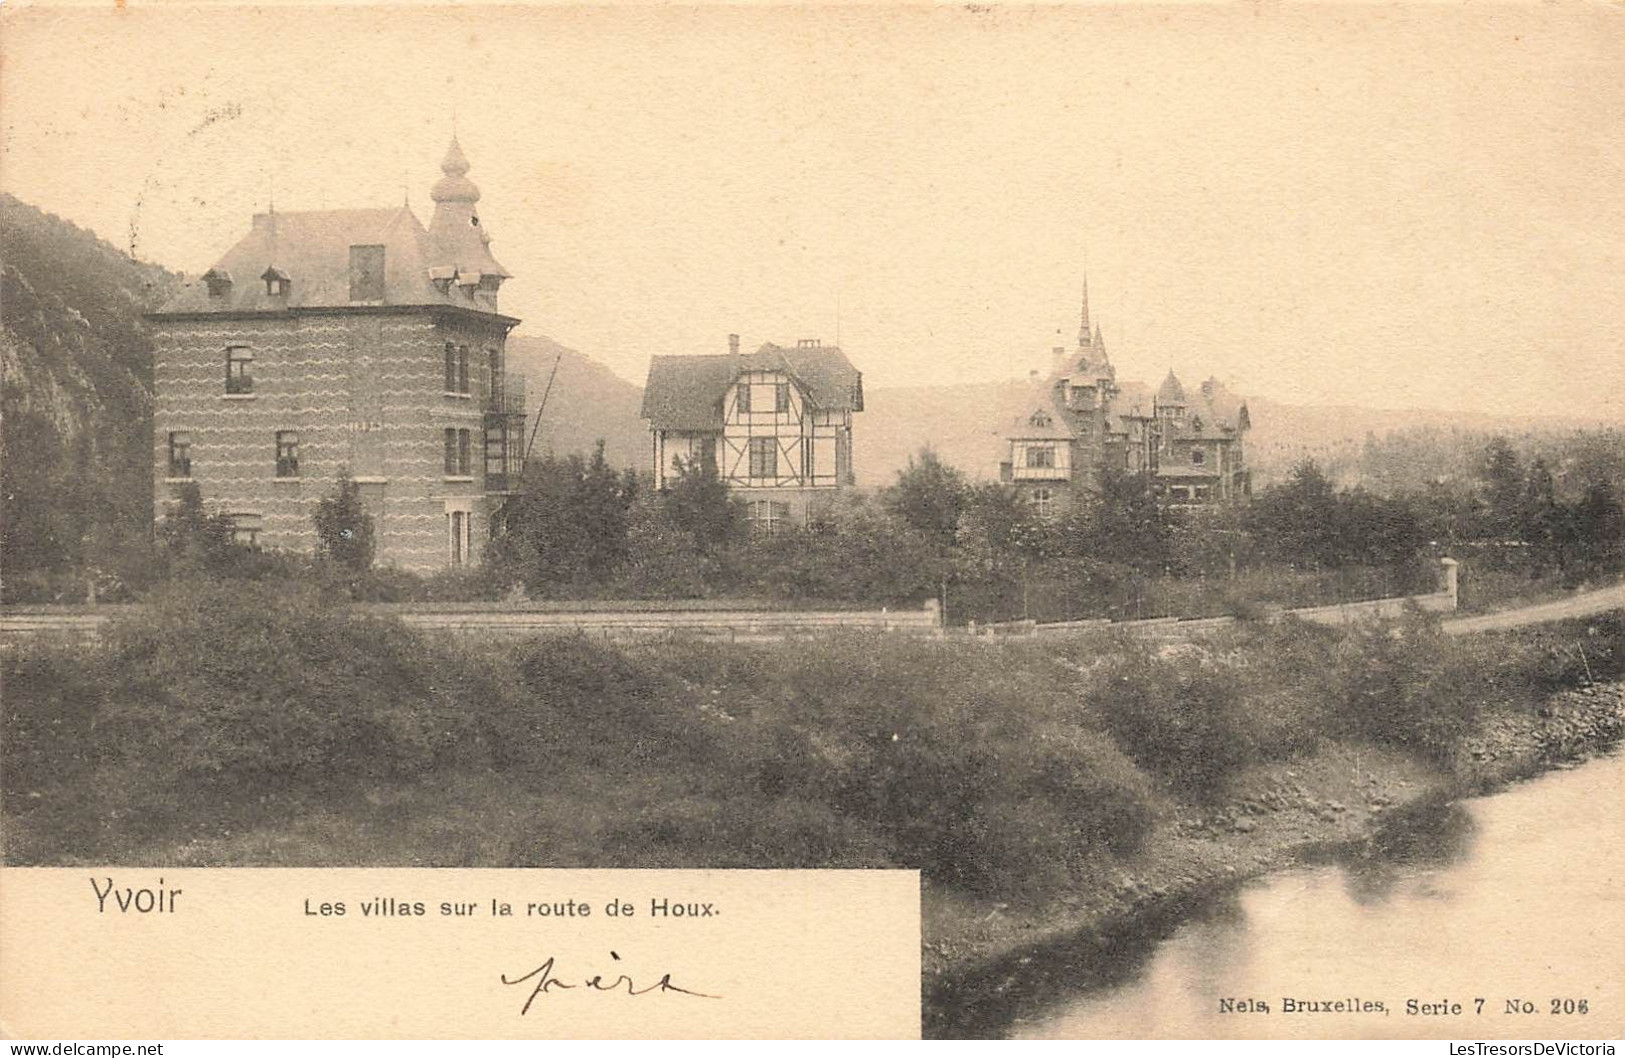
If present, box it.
[775,383,790,413]
[748,500,790,537]
[225,346,253,394]
[1169,486,1191,501]
[443,343,470,394]
[1029,411,1052,427]
[749,436,777,479]
[1029,487,1054,519]
[449,511,467,566]
[348,244,386,302]
[1191,447,1206,466]
[275,431,300,478]
[698,436,717,472]
[443,428,472,476]
[229,513,263,548]
[735,382,752,415]
[1027,445,1056,469]
[1194,485,1211,501]
[167,432,192,478]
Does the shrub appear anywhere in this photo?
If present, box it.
[706,635,1164,895]
[1087,649,1261,802]
[313,473,377,575]
[1326,609,1487,761]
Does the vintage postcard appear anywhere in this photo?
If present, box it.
[1,0,1622,1044]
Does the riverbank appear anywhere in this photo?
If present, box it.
[922,680,1625,1038]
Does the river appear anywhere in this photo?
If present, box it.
[1009,751,1625,1039]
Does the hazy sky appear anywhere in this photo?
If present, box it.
[3,3,1622,418]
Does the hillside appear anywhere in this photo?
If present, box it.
[484,354,1615,493]
[502,334,648,473]
[0,194,180,599]
[854,380,1613,490]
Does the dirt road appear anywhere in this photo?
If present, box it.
[1443,581,1625,635]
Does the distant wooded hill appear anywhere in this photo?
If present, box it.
[2,187,1615,600]
[502,334,648,473]
[489,347,1618,490]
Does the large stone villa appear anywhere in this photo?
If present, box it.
[146,139,528,571]
[1001,281,1252,518]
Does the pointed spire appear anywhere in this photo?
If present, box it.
[1093,322,1106,357]
[1078,276,1092,349]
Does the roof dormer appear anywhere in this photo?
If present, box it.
[202,268,233,298]
[260,266,291,297]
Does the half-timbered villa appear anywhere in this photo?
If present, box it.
[146,137,528,571]
[641,336,863,533]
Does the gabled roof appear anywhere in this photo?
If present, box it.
[641,343,863,432]
[1005,379,1078,440]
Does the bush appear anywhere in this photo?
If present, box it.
[1327,610,1487,761]
[703,635,1164,895]
[313,473,376,575]
[1087,649,1263,802]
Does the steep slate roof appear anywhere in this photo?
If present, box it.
[1005,378,1078,440]
[641,342,863,432]
[154,139,511,318]
[1159,376,1251,441]
[1105,379,1156,434]
[1156,369,1188,406]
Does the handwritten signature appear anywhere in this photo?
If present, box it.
[501,951,721,1015]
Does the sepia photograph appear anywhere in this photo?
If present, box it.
[1,0,1622,1043]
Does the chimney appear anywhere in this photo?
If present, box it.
[728,333,740,355]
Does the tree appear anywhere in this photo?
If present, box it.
[313,472,376,574]
[492,441,636,594]
[663,454,745,552]
[1061,468,1173,575]
[1477,435,1526,542]
[1522,457,1567,572]
[160,481,246,577]
[1567,481,1625,577]
[955,483,1043,562]
[1246,460,1340,569]
[885,448,969,550]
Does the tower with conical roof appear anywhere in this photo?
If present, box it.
[1156,369,1187,417]
[426,136,511,308]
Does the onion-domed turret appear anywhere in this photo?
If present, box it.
[430,136,481,204]
[425,136,509,301]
